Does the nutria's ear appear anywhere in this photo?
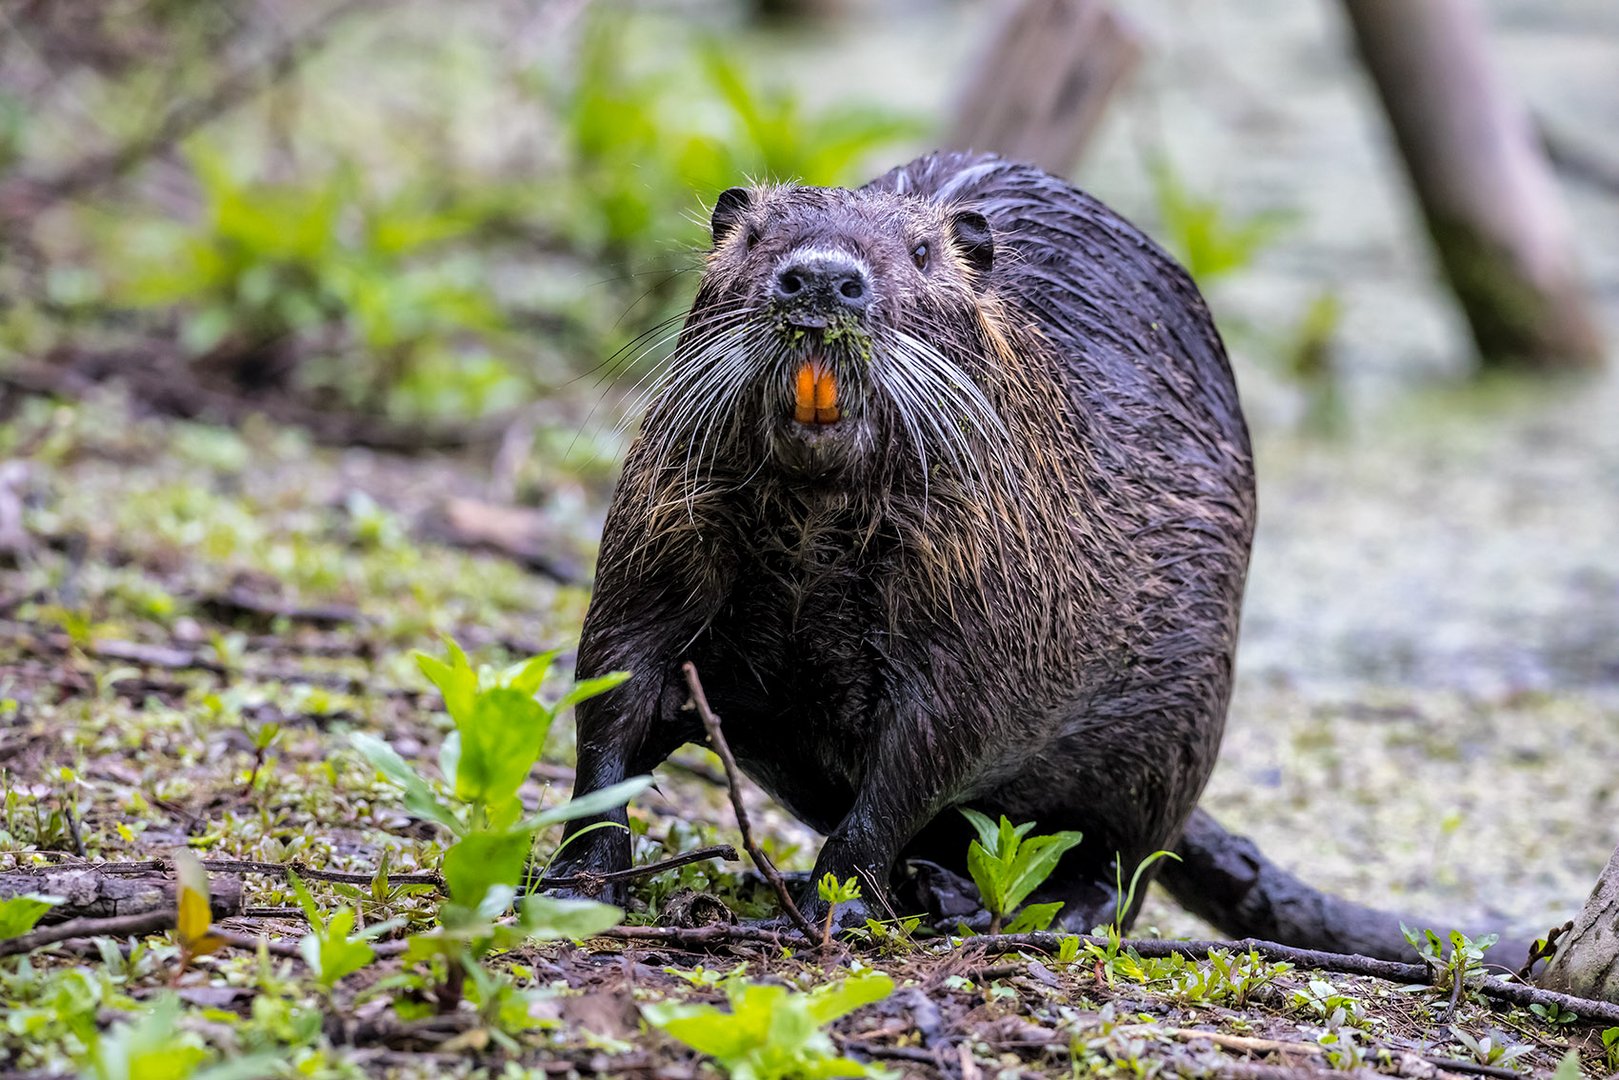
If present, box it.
[950,210,994,278]
[711,187,753,245]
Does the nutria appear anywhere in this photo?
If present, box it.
[555,151,1422,957]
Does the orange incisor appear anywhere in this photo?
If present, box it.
[794,360,840,425]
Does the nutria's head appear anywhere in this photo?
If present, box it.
[645,183,1012,489]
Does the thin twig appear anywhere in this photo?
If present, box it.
[92,858,442,888]
[89,846,737,893]
[681,661,819,947]
[0,911,174,958]
[593,923,795,948]
[537,844,739,889]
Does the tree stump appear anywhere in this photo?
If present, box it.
[1340,0,1604,372]
[946,0,1143,177]
[1539,844,1619,1002]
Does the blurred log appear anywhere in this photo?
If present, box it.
[0,868,242,924]
[947,0,1142,176]
[1538,844,1619,1002]
[1341,0,1604,372]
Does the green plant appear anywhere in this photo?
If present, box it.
[960,809,1083,933]
[1451,1029,1532,1069]
[1603,1027,1619,1072]
[1316,1027,1365,1071]
[78,994,276,1080]
[286,871,401,993]
[351,638,647,1008]
[1110,849,1180,933]
[1530,1000,1579,1026]
[643,973,895,1080]
[1401,925,1496,995]
[1289,978,1373,1031]
[1553,1048,1585,1080]
[1147,153,1292,286]
[107,145,527,422]
[0,893,62,938]
[816,873,862,948]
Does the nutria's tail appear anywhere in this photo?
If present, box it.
[1160,809,1431,962]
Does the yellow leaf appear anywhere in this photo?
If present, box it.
[172,849,214,947]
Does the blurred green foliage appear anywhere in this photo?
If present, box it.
[3,4,920,432]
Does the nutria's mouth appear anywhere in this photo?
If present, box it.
[792,358,841,426]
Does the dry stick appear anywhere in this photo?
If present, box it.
[88,845,738,892]
[960,932,1619,1027]
[681,661,820,947]
[595,923,795,949]
[0,910,174,958]
[537,844,739,890]
[1131,1026,1508,1080]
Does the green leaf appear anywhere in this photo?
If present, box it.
[453,687,551,811]
[0,893,62,938]
[521,775,654,830]
[286,871,322,926]
[1551,1049,1583,1080]
[1005,901,1064,934]
[505,648,565,697]
[350,731,459,834]
[517,895,624,940]
[554,671,632,714]
[959,807,1000,852]
[805,973,894,1025]
[414,642,478,727]
[1001,830,1083,914]
[442,829,533,911]
[966,838,1006,916]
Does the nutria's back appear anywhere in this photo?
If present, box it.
[563,151,1255,931]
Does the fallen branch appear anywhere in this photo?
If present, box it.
[681,661,820,947]
[592,923,796,949]
[536,844,739,890]
[89,845,738,894]
[0,867,241,923]
[0,910,177,958]
[93,859,441,889]
[960,932,1619,1026]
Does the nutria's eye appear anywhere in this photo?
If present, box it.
[911,242,930,271]
[745,227,761,250]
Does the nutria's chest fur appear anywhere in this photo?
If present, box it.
[559,150,1255,932]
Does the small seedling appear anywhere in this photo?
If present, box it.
[1110,849,1180,933]
[352,638,649,1009]
[816,873,861,949]
[643,973,895,1080]
[1451,1030,1533,1069]
[287,871,402,993]
[960,808,1082,934]
[1401,925,1496,996]
[1530,1000,1579,1026]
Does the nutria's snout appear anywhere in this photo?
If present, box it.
[771,249,873,329]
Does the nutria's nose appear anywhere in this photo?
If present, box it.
[772,252,871,316]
